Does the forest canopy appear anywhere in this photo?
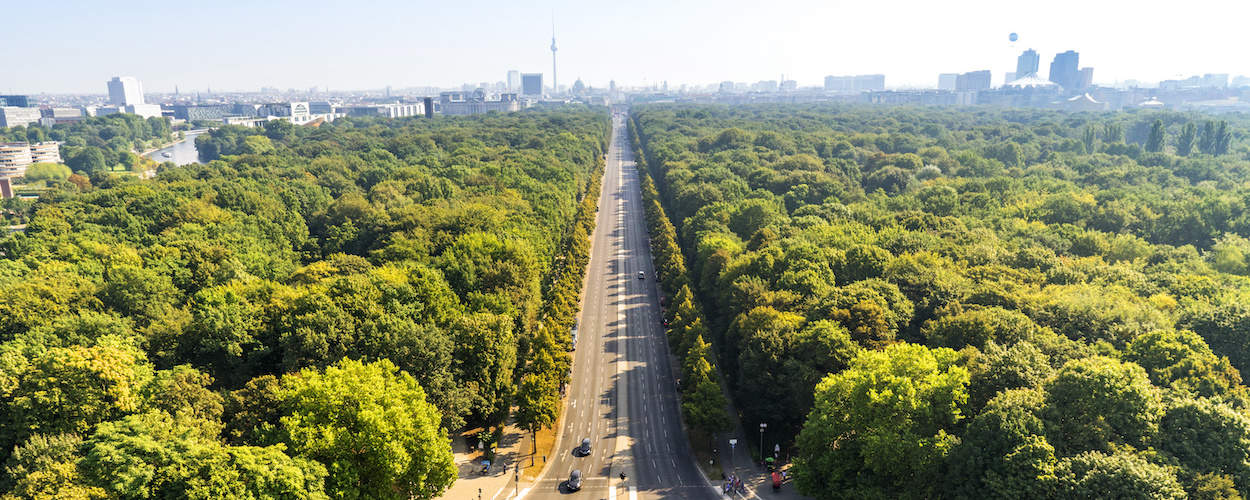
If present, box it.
[631,103,1250,499]
[0,107,608,498]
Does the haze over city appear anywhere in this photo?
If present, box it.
[8,1,1250,499]
[6,0,1250,93]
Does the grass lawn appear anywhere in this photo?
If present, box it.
[520,422,559,480]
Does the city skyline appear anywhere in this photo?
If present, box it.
[4,0,1250,94]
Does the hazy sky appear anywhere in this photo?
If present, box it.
[5,0,1249,94]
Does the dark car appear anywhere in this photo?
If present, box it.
[578,438,591,456]
[568,469,583,491]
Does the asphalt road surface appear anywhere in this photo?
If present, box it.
[524,109,721,500]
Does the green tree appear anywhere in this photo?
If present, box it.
[1054,451,1185,499]
[515,329,563,453]
[1103,122,1124,144]
[1124,329,1243,399]
[1146,119,1165,153]
[80,411,328,499]
[945,388,1056,498]
[1042,356,1161,454]
[449,312,517,423]
[68,147,108,174]
[271,358,456,500]
[837,244,892,283]
[1082,125,1098,153]
[0,340,152,457]
[241,135,276,155]
[793,343,969,499]
[21,163,71,184]
[2,433,106,499]
[923,306,1044,349]
[1177,122,1197,156]
[1200,121,1218,154]
[1216,121,1232,155]
[682,369,731,436]
[1157,398,1250,495]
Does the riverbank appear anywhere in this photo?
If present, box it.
[140,129,207,157]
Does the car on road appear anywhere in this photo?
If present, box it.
[577,438,591,456]
[570,322,578,352]
[567,469,583,491]
[638,271,645,279]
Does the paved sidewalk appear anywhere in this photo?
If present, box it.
[439,421,528,500]
[710,400,810,500]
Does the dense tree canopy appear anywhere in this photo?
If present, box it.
[0,108,609,497]
[631,103,1250,498]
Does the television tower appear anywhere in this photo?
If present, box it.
[550,16,558,96]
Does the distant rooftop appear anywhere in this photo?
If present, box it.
[1005,75,1057,88]
[1067,93,1101,104]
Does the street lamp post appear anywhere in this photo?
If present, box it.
[759,423,767,465]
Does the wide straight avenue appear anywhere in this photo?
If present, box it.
[523,110,721,500]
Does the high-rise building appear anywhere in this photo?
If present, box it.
[507,70,521,91]
[956,70,992,91]
[1016,49,1040,78]
[824,76,849,92]
[0,96,31,107]
[107,76,144,105]
[938,73,958,90]
[521,73,543,96]
[1078,67,1095,90]
[1203,73,1229,88]
[1048,51,1080,91]
[854,74,886,91]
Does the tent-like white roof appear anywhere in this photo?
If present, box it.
[1005,75,1058,88]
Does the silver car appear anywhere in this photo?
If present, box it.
[568,469,583,491]
[578,438,591,456]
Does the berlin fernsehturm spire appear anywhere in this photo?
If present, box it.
[550,16,558,96]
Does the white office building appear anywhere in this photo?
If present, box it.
[507,70,521,92]
[0,107,42,128]
[0,142,61,178]
[107,76,145,105]
[125,104,162,118]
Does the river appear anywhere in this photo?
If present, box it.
[144,129,208,165]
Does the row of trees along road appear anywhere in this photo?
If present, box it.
[633,103,1250,499]
[0,107,608,498]
[627,117,733,441]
